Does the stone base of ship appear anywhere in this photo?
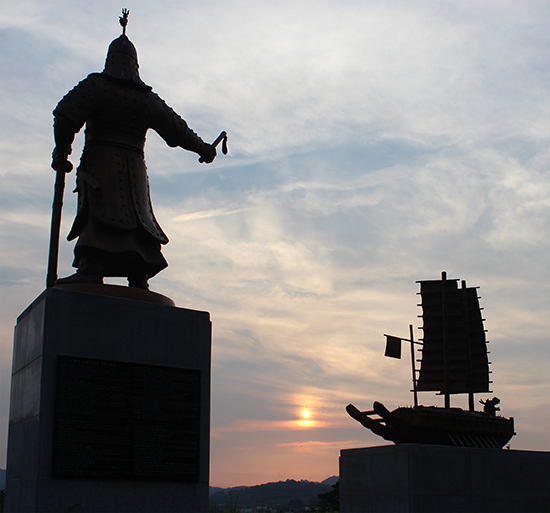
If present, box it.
[340,444,549,513]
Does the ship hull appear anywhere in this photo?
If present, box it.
[347,402,515,449]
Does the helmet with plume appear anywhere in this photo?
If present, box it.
[102,9,149,88]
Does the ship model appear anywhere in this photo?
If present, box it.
[347,272,515,449]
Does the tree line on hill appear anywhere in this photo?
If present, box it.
[209,477,339,512]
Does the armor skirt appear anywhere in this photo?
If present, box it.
[72,216,168,278]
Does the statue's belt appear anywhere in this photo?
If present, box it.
[78,135,146,190]
[84,132,145,155]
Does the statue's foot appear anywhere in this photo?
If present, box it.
[56,272,104,285]
[128,275,149,290]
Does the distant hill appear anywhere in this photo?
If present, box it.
[321,475,338,486]
[209,486,225,497]
[209,477,338,510]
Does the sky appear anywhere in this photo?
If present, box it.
[1,0,549,488]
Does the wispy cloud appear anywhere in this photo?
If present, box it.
[172,207,253,222]
[1,0,549,486]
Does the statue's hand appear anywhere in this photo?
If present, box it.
[199,144,217,164]
[52,158,73,173]
[51,147,73,173]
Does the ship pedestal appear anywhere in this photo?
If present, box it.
[5,287,211,513]
[340,444,549,513]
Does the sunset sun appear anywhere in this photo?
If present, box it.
[298,408,314,427]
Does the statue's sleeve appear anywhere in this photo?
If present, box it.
[148,93,211,155]
[52,76,96,156]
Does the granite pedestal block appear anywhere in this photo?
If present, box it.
[5,287,211,513]
[340,444,550,513]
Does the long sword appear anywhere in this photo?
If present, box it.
[46,160,72,288]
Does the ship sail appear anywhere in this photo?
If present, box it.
[416,275,490,395]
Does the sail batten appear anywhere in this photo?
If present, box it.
[416,276,490,395]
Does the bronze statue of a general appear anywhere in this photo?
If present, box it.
[51,10,222,290]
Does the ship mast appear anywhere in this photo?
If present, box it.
[409,324,418,407]
[462,279,475,411]
[384,326,420,407]
[442,271,450,408]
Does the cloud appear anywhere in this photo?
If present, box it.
[278,439,366,453]
[1,0,549,485]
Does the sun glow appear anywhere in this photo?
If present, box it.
[298,408,314,427]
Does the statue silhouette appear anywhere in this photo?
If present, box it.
[51,10,219,290]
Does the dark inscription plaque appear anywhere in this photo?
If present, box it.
[52,355,201,481]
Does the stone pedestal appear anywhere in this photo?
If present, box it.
[340,444,549,513]
[5,287,211,513]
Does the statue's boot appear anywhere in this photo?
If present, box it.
[55,255,104,285]
[56,272,103,285]
[128,273,149,290]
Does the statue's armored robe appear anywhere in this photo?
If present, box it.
[53,73,204,279]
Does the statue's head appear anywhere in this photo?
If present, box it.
[103,34,142,82]
[102,9,149,88]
